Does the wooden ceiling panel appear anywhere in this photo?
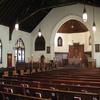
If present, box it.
[58,19,88,33]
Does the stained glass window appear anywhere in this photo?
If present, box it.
[15,38,25,63]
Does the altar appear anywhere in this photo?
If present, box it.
[68,56,81,65]
[67,43,88,67]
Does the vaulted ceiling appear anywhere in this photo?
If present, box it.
[0,0,100,35]
[58,19,88,33]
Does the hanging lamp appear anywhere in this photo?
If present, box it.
[82,0,87,22]
[92,6,96,33]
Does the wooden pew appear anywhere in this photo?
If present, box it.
[1,67,100,100]
[0,77,100,95]
[0,83,99,100]
[0,91,51,100]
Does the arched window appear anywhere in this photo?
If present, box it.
[0,40,2,63]
[58,37,63,46]
[35,36,45,51]
[14,38,25,63]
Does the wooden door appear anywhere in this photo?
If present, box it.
[7,53,12,68]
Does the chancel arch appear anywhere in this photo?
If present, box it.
[51,15,94,67]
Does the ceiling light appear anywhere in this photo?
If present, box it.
[92,6,96,33]
[82,0,87,22]
[92,22,96,33]
[15,22,19,30]
[71,25,74,28]
[38,29,42,37]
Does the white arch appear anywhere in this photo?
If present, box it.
[50,14,94,59]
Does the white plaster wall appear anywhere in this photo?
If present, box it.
[54,32,91,53]
[31,4,100,67]
[0,25,31,68]
[31,33,51,62]
[12,30,31,65]
[0,25,9,68]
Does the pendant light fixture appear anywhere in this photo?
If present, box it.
[38,24,42,37]
[92,6,96,33]
[38,28,42,37]
[82,0,87,22]
[15,18,19,30]
[15,22,19,30]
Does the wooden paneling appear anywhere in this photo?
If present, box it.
[7,53,12,68]
[58,19,88,33]
[68,43,84,59]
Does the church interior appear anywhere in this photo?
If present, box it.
[0,0,100,99]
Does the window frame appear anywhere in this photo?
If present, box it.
[57,37,63,46]
[15,38,25,63]
[35,36,45,51]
